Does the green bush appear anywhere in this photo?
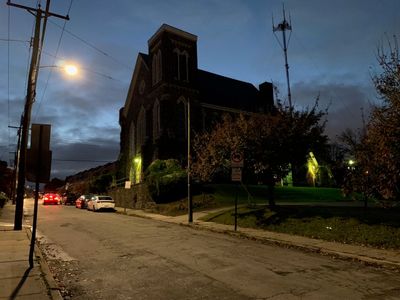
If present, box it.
[89,174,113,194]
[145,159,187,203]
[0,192,9,208]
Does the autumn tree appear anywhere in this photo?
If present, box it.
[342,37,400,206]
[192,102,328,206]
[0,160,14,199]
[44,178,65,193]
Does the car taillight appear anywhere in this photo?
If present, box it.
[44,197,48,200]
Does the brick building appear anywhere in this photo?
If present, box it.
[119,24,274,183]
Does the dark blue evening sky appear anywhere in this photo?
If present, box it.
[1,0,399,179]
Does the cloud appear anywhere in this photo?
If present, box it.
[50,137,119,179]
[289,80,377,141]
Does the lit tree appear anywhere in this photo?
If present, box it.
[342,37,400,206]
[192,101,328,206]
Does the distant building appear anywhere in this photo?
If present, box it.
[119,24,274,183]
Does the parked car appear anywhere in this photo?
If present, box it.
[62,193,77,205]
[75,194,93,209]
[42,193,60,205]
[87,195,115,212]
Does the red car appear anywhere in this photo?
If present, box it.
[75,194,93,209]
[42,193,60,205]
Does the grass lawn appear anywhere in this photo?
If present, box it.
[204,184,353,205]
[200,205,400,249]
[148,184,355,216]
[148,184,399,249]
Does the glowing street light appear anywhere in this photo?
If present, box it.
[40,63,79,77]
[64,64,78,76]
[348,159,356,170]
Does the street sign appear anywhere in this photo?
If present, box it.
[231,167,242,182]
[26,124,52,183]
[125,181,131,189]
[231,151,244,168]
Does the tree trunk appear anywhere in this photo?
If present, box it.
[266,174,276,207]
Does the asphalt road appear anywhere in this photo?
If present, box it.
[24,198,400,300]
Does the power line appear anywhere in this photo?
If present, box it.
[0,38,30,43]
[47,18,132,70]
[34,0,74,122]
[8,0,70,232]
[7,4,11,164]
[53,158,113,163]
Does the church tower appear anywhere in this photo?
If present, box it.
[146,25,199,166]
[148,24,198,88]
[119,24,274,184]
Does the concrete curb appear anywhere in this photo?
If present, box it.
[191,224,400,271]
[117,208,400,271]
[24,222,63,300]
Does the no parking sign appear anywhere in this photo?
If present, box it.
[231,152,244,168]
[231,151,244,182]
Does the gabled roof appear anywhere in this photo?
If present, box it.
[196,69,260,112]
[122,53,149,118]
[148,24,197,47]
[138,52,150,65]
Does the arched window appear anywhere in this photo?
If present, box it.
[173,48,180,80]
[153,99,160,140]
[157,49,162,82]
[152,50,162,85]
[173,49,189,82]
[129,121,135,157]
[152,53,156,85]
[180,50,189,81]
[136,106,146,150]
[176,96,187,139]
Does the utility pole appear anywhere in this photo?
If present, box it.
[7,0,69,230]
[8,117,22,204]
[273,4,293,110]
[187,98,193,223]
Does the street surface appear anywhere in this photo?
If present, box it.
[24,198,400,299]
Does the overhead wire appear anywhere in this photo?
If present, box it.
[47,18,132,70]
[53,159,113,163]
[0,38,30,43]
[7,4,11,163]
[33,0,74,121]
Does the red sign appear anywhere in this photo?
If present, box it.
[231,152,244,168]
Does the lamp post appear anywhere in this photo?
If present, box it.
[8,0,69,231]
[187,98,193,223]
[13,5,43,231]
[13,63,77,230]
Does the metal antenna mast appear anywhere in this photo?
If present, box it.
[273,4,293,109]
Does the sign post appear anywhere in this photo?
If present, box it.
[231,151,244,231]
[27,124,51,268]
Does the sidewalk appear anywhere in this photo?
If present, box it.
[115,206,400,270]
[0,202,62,300]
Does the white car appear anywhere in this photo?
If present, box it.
[87,195,115,212]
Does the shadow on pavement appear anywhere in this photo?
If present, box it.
[9,266,33,300]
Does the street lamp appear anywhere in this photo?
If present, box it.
[40,63,79,77]
[13,62,76,230]
[187,98,193,223]
[64,64,78,76]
